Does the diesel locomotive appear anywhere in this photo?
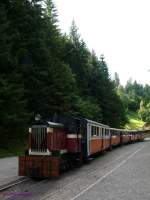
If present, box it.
[19,115,144,178]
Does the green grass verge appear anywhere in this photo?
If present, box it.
[125,112,145,129]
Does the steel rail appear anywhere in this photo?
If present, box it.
[0,177,29,191]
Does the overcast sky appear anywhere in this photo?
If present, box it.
[54,0,150,85]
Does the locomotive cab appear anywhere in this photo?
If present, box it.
[19,119,67,178]
[28,120,67,157]
[19,116,85,178]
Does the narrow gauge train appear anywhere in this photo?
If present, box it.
[19,116,144,178]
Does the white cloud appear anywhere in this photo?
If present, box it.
[54,0,150,85]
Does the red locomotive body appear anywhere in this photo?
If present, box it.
[19,122,67,177]
[67,134,82,153]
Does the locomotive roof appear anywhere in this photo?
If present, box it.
[47,121,64,127]
[32,119,64,128]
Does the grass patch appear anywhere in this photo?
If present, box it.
[125,112,145,129]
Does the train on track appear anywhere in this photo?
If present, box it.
[19,115,144,178]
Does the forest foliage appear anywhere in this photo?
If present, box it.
[0,0,149,148]
[114,73,150,124]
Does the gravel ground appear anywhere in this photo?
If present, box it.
[0,157,18,187]
[0,141,149,200]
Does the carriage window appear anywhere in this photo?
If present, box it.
[96,127,99,136]
[99,128,102,137]
[105,129,109,136]
[91,126,97,136]
[91,126,94,136]
[102,128,105,136]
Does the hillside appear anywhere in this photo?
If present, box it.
[125,112,145,129]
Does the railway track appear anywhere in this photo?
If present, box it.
[0,177,29,191]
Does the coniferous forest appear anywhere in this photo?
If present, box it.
[0,0,149,150]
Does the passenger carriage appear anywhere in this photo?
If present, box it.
[122,130,130,144]
[87,119,110,155]
[110,128,121,147]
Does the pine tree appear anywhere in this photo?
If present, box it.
[66,21,92,96]
[90,53,127,127]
